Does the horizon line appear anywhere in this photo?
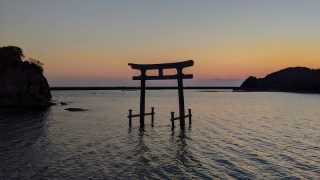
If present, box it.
[50,86,238,91]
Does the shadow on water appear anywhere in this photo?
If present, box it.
[0,107,50,179]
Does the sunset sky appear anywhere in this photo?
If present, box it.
[1,0,320,86]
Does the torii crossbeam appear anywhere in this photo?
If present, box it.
[128,60,194,129]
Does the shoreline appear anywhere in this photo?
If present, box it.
[50,87,320,94]
[50,86,238,91]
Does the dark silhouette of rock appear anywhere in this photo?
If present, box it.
[64,108,86,112]
[0,46,52,106]
[240,67,320,92]
[60,102,67,105]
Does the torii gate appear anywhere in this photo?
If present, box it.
[128,60,194,129]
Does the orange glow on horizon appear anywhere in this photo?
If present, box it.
[31,39,320,84]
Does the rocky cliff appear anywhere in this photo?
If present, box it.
[0,46,52,106]
[240,67,320,92]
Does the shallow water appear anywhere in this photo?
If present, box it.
[1,90,319,179]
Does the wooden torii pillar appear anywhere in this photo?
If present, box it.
[128,60,194,129]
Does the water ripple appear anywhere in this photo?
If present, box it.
[1,91,320,179]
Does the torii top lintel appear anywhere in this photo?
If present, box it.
[128,60,194,80]
[128,60,194,70]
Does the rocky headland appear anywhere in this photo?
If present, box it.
[239,67,320,92]
[0,46,52,106]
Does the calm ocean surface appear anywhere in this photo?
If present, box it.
[0,90,319,179]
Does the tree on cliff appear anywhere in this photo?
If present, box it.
[0,46,24,59]
[0,46,44,74]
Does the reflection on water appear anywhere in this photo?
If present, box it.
[130,130,151,178]
[1,90,320,179]
[170,130,190,168]
[125,128,199,179]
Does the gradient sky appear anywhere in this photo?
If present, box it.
[1,0,320,86]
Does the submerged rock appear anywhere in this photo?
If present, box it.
[64,108,86,112]
[60,102,68,105]
[0,46,52,106]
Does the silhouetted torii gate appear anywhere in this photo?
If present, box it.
[128,60,194,129]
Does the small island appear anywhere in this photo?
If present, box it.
[0,46,52,106]
[239,67,320,93]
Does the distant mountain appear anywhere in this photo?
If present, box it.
[240,67,320,92]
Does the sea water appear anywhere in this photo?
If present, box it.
[1,90,319,179]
